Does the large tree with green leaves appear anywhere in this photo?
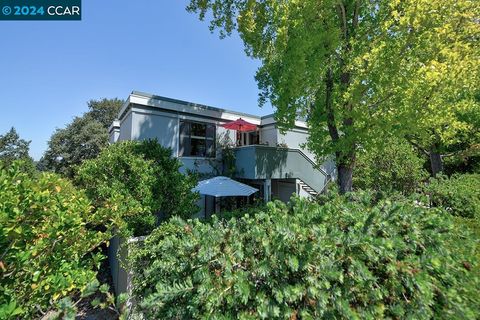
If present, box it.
[0,127,33,167]
[188,0,479,192]
[39,98,123,177]
[407,95,480,176]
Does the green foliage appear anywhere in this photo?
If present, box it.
[132,139,200,221]
[130,195,479,319]
[221,139,237,178]
[0,127,34,170]
[425,174,480,219]
[442,103,480,174]
[354,138,428,195]
[0,162,110,319]
[41,281,127,320]
[455,217,480,266]
[444,152,480,176]
[75,139,199,237]
[81,280,127,319]
[86,98,124,128]
[200,132,237,179]
[188,0,480,192]
[39,98,123,177]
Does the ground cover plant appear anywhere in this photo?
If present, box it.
[130,194,479,319]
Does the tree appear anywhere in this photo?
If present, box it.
[0,127,33,166]
[407,97,480,176]
[354,137,428,195]
[87,98,125,128]
[39,98,123,177]
[75,139,199,237]
[187,0,479,193]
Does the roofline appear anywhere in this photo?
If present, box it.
[116,90,308,129]
[130,90,262,120]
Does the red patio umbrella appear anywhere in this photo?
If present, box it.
[221,118,257,132]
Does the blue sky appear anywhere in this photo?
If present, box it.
[0,0,273,160]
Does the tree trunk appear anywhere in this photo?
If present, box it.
[337,162,354,194]
[324,64,356,194]
[430,150,443,176]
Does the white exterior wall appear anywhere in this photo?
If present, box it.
[131,110,178,153]
[277,127,336,179]
[260,126,278,147]
[277,129,314,160]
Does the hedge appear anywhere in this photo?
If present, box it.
[0,163,110,319]
[129,194,479,319]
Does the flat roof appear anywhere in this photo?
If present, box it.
[116,90,306,129]
[131,90,265,120]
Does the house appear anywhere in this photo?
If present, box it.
[109,91,336,216]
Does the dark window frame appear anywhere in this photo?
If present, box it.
[179,120,216,158]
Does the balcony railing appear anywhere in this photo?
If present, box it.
[233,145,328,193]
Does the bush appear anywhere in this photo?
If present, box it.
[75,139,199,237]
[354,139,428,195]
[425,173,480,218]
[129,195,479,319]
[0,162,110,319]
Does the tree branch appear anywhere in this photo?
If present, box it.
[353,0,360,29]
[324,68,340,142]
[405,136,430,156]
[366,93,394,110]
[337,1,348,40]
[442,144,480,158]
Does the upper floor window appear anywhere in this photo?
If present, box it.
[179,120,216,157]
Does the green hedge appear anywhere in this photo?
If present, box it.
[75,139,199,237]
[425,173,480,218]
[129,195,479,319]
[354,139,428,195]
[0,163,110,319]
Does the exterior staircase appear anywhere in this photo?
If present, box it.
[298,179,320,197]
[234,145,331,195]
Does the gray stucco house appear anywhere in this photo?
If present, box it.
[109,91,336,216]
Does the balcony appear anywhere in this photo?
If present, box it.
[233,145,328,194]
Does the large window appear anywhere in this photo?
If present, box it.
[179,120,216,157]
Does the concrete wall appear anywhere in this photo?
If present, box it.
[277,129,314,160]
[260,125,278,147]
[259,121,337,179]
[131,110,178,153]
[271,179,296,202]
[108,236,145,316]
[278,128,336,179]
[119,112,133,141]
[234,146,328,193]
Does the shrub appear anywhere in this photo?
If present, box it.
[0,162,110,319]
[75,139,199,237]
[425,173,480,218]
[354,138,428,195]
[129,195,479,319]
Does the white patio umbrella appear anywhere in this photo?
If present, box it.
[194,176,258,197]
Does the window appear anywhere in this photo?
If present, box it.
[179,120,216,157]
[236,131,259,146]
